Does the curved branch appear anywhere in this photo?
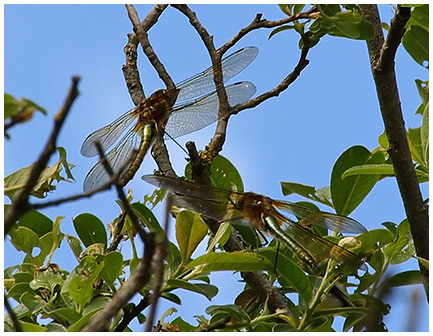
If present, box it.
[360,5,429,292]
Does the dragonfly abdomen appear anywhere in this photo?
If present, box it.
[119,123,155,187]
[262,214,318,270]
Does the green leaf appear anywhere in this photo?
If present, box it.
[383,220,412,263]
[269,25,295,40]
[65,234,83,259]
[4,93,46,120]
[9,226,40,255]
[176,210,208,264]
[5,206,52,237]
[73,213,107,248]
[166,279,218,300]
[342,164,398,179]
[331,146,384,216]
[161,292,182,305]
[83,296,111,316]
[100,251,123,290]
[211,155,244,191]
[4,148,75,201]
[421,103,429,167]
[130,202,164,238]
[67,255,104,306]
[206,304,250,326]
[207,222,232,252]
[186,251,274,273]
[171,317,195,332]
[261,248,312,303]
[67,309,100,332]
[20,321,47,332]
[380,270,423,288]
[402,24,429,68]
[47,308,81,325]
[408,5,429,30]
[281,182,332,207]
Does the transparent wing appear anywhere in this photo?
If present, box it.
[166,81,256,139]
[176,46,258,102]
[81,110,136,157]
[273,200,367,234]
[276,213,367,271]
[83,129,141,192]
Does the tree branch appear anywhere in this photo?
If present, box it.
[360,5,429,292]
[4,76,80,236]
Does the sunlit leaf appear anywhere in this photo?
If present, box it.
[331,146,384,216]
[176,210,208,264]
[187,251,274,273]
[402,25,429,68]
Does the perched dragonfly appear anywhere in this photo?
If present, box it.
[81,47,258,192]
[141,174,367,272]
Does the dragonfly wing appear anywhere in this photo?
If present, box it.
[278,213,366,271]
[274,200,367,234]
[142,174,238,203]
[83,130,141,192]
[81,110,136,157]
[176,46,258,102]
[166,81,256,139]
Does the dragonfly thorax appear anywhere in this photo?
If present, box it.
[132,88,180,135]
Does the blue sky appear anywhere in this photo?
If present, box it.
[4,4,429,331]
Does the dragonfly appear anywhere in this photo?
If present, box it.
[141,174,367,272]
[81,46,258,192]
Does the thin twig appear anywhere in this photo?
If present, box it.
[360,4,429,292]
[145,193,172,332]
[82,142,155,331]
[4,76,80,236]
[4,293,22,332]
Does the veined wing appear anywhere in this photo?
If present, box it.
[273,200,367,234]
[142,174,237,202]
[274,212,366,271]
[81,110,136,157]
[166,81,256,139]
[175,46,258,102]
[83,129,142,192]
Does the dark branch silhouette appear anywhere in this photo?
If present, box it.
[360,4,429,293]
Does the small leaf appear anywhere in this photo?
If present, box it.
[207,222,231,252]
[166,279,218,300]
[342,164,395,178]
[131,202,164,238]
[4,148,75,201]
[211,155,244,191]
[20,322,47,332]
[421,103,429,167]
[65,234,83,260]
[186,251,274,273]
[100,251,123,289]
[331,146,384,216]
[73,213,107,248]
[9,226,40,255]
[281,182,332,207]
[176,210,208,264]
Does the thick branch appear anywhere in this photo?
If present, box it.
[360,5,429,291]
[4,76,80,236]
